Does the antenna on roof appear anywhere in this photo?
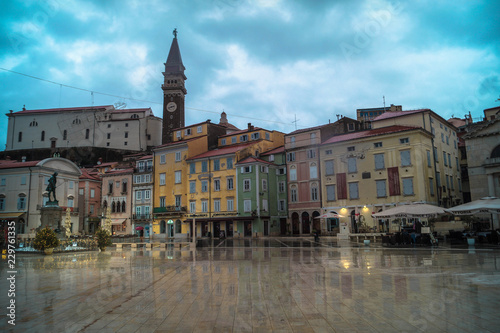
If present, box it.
[292,114,299,130]
[383,96,386,111]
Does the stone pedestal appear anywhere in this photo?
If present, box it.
[39,205,63,232]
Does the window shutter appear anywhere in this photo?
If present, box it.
[388,167,401,196]
[337,173,347,199]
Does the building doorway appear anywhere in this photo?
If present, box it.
[351,210,358,233]
[225,221,233,237]
[263,220,269,236]
[312,211,320,232]
[292,212,300,235]
[302,212,310,234]
[280,218,287,235]
[167,220,174,238]
[244,221,252,237]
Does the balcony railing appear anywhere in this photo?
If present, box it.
[132,214,152,220]
[484,157,500,167]
[137,166,153,173]
[153,206,187,214]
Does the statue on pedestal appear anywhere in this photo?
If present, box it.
[46,172,58,203]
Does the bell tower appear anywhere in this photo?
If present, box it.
[162,28,187,144]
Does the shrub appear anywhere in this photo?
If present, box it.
[95,227,112,249]
[33,227,60,251]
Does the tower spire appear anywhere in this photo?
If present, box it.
[162,30,187,144]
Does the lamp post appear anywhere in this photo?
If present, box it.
[191,214,196,248]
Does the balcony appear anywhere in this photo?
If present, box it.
[137,166,153,173]
[132,214,152,220]
[153,206,187,214]
[484,157,500,167]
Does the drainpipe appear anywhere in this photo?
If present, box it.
[26,166,33,233]
[208,157,212,239]
[429,114,441,206]
[256,163,260,237]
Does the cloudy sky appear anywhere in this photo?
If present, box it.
[1,0,499,149]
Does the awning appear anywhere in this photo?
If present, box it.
[184,216,253,223]
[315,211,344,219]
[0,212,25,219]
[446,197,500,215]
[372,203,447,218]
[111,219,126,225]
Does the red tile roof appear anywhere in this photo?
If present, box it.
[100,168,134,176]
[79,168,101,181]
[219,127,263,138]
[236,156,276,166]
[11,105,113,115]
[322,126,424,145]
[187,142,256,160]
[110,108,150,113]
[261,146,284,155]
[372,109,430,121]
[0,160,40,169]
[153,137,200,149]
[95,162,118,168]
[138,155,153,160]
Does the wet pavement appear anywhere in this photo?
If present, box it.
[2,237,500,332]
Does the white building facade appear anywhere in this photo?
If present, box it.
[0,157,81,235]
[5,105,162,152]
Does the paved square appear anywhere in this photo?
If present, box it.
[2,238,500,332]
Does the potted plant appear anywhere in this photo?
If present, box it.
[463,216,479,245]
[33,227,60,255]
[95,227,112,251]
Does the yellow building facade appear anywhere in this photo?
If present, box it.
[152,121,226,238]
[320,125,445,233]
[371,108,462,208]
[185,126,285,238]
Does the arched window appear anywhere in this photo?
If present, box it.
[111,201,116,213]
[17,194,26,210]
[16,218,25,234]
[122,180,127,193]
[72,118,81,125]
[85,129,90,140]
[103,200,108,208]
[41,131,45,141]
[131,114,139,119]
[311,183,318,201]
[122,201,126,212]
[290,185,297,202]
[63,130,67,140]
[18,132,22,142]
[491,145,500,159]
[29,119,38,127]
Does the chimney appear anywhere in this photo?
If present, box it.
[390,104,402,112]
[248,123,252,130]
[22,105,26,111]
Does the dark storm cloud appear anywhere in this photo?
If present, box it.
[1,0,499,149]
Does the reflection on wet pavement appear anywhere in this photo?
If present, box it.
[1,238,500,332]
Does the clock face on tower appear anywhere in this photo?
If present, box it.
[167,102,177,112]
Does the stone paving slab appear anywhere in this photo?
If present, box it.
[1,239,500,332]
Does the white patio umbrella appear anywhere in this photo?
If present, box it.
[315,211,345,219]
[445,197,500,215]
[372,203,447,219]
